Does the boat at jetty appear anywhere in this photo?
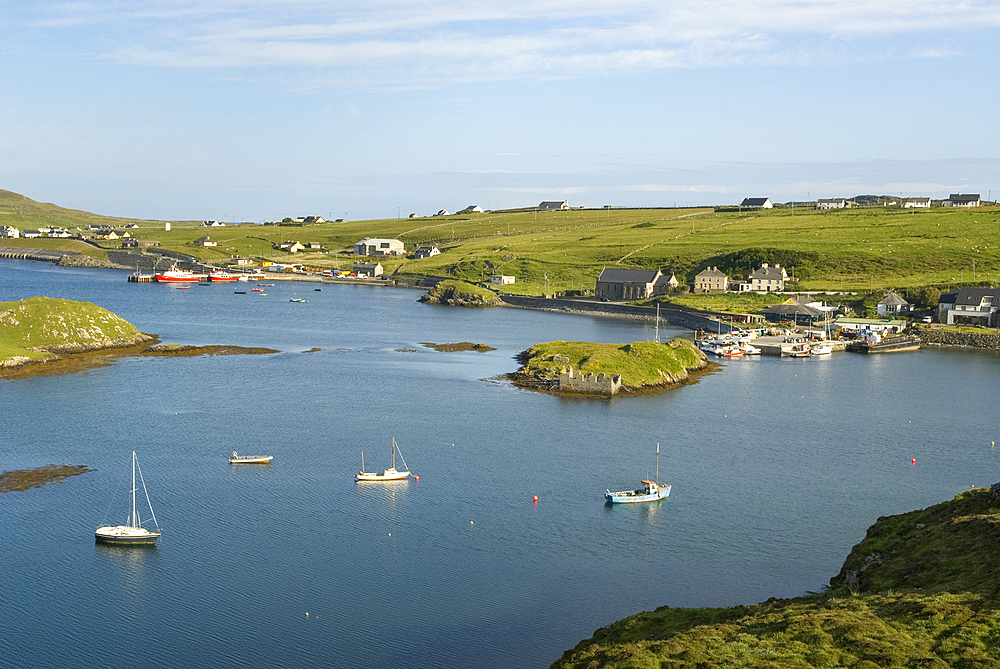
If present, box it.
[788,342,811,357]
[606,443,671,504]
[847,332,921,353]
[356,438,410,481]
[209,270,238,282]
[95,451,161,545]
[228,451,273,464]
[156,265,206,282]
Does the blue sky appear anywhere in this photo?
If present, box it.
[2,0,999,221]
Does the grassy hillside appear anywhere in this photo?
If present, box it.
[4,189,999,296]
[551,488,1000,668]
[514,339,708,390]
[0,296,150,363]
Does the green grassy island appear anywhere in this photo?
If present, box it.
[0,297,278,378]
[511,339,710,394]
[0,296,155,368]
[551,487,1000,668]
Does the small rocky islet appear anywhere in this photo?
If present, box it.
[0,296,278,379]
[510,338,711,395]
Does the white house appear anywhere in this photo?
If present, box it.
[22,229,42,238]
[1,226,20,238]
[489,274,515,285]
[903,197,931,208]
[876,293,911,316]
[354,238,405,257]
[201,220,226,226]
[749,263,787,292]
[194,236,217,247]
[538,201,569,211]
[816,198,848,210]
[413,246,440,259]
[938,287,1000,327]
[740,197,773,209]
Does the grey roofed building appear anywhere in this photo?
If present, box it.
[937,287,1000,326]
[694,266,729,293]
[749,263,788,292]
[762,301,823,324]
[740,197,773,208]
[595,268,662,301]
[946,193,981,207]
[877,292,911,316]
[538,200,569,211]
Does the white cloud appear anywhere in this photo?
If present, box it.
[18,1,1000,86]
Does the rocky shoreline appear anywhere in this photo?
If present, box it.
[916,327,1000,350]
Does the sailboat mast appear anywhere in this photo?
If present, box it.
[131,451,137,529]
[391,438,396,469]
[655,443,659,485]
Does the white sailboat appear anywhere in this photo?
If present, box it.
[95,451,162,545]
[355,438,411,482]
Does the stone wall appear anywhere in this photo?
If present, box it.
[499,295,734,332]
[558,366,622,395]
[918,328,1000,350]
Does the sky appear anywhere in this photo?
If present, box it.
[1,0,999,221]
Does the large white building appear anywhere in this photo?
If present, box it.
[354,238,406,257]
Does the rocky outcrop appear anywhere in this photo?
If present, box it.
[419,281,503,307]
[56,253,131,270]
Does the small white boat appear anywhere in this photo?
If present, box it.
[228,451,273,464]
[356,438,410,481]
[95,451,162,545]
[605,443,671,504]
[810,343,832,355]
[290,298,308,303]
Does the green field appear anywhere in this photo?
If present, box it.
[3,189,999,299]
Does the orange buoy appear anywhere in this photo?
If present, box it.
[415,475,419,481]
[912,458,916,464]
[533,496,538,503]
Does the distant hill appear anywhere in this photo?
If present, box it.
[551,487,1000,668]
[0,188,167,229]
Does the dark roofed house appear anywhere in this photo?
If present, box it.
[539,201,569,211]
[938,287,1000,326]
[945,193,981,207]
[595,268,662,301]
[740,197,773,209]
[762,300,823,324]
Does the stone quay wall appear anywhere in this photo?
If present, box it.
[499,295,733,333]
[918,328,1000,350]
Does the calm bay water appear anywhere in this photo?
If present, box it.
[2,261,999,669]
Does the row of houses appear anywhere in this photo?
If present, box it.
[597,263,793,300]
[741,194,986,209]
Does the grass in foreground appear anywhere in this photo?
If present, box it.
[551,488,1000,668]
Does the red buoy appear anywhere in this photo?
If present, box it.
[414,476,419,481]
[533,496,538,503]
[912,458,916,465]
